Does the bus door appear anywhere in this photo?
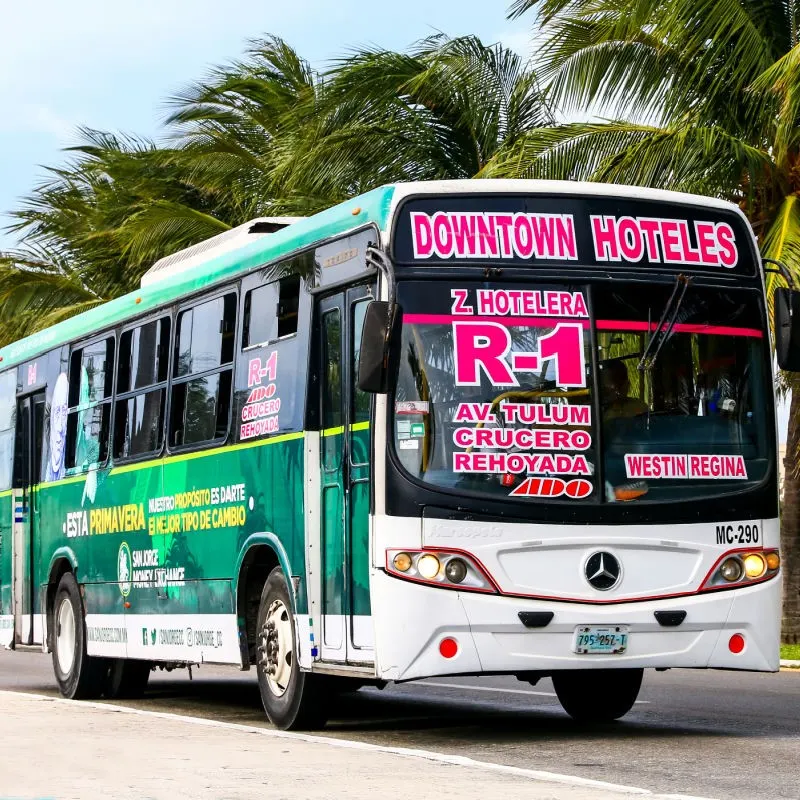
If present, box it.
[318,286,373,663]
[12,391,45,645]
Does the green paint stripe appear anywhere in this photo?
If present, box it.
[117,430,305,473]
[321,421,370,437]
[39,430,306,490]
[21,421,369,493]
[0,489,12,498]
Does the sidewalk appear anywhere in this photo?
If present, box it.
[0,691,708,800]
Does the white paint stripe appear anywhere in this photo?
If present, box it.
[420,681,650,704]
[0,690,714,800]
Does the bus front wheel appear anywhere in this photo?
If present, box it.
[255,567,328,730]
[552,668,643,722]
[51,573,107,699]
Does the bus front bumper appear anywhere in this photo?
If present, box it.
[371,570,781,681]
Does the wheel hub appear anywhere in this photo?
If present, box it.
[257,599,293,697]
[55,597,76,676]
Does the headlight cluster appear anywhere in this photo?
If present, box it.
[385,549,496,593]
[702,549,780,591]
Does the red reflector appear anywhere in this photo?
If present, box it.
[728,633,745,654]
[501,474,515,487]
[439,637,458,659]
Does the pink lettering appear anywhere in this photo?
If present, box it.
[411,212,433,258]
[513,214,534,258]
[617,217,644,262]
[476,214,499,257]
[432,212,454,256]
[716,223,738,267]
[451,214,477,256]
[452,322,516,386]
[695,222,718,264]
[661,220,682,262]
[450,288,473,315]
[591,215,619,260]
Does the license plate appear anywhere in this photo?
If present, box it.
[573,625,629,654]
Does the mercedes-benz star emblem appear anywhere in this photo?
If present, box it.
[585,552,621,591]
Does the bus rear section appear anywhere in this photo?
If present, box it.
[363,185,783,720]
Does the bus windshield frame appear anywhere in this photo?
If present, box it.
[386,192,775,514]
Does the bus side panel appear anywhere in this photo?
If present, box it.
[36,434,306,663]
[0,492,12,646]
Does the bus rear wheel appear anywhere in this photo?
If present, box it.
[552,668,643,722]
[255,567,328,730]
[51,573,107,699]
[105,659,152,699]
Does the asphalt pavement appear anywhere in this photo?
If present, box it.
[0,648,798,800]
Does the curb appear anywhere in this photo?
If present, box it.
[780,659,800,669]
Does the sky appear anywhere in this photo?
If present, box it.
[0,0,531,248]
[0,1,789,439]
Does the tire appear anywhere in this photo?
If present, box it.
[552,668,643,722]
[255,567,329,730]
[51,573,108,699]
[105,659,152,699]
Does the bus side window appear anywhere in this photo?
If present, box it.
[321,308,342,469]
[169,293,236,448]
[243,275,301,348]
[114,317,170,461]
[0,370,16,490]
[65,337,115,471]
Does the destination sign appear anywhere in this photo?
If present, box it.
[392,195,756,276]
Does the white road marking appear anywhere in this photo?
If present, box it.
[420,681,650,704]
[0,690,708,799]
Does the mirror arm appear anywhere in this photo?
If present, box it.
[763,258,797,290]
[366,246,397,305]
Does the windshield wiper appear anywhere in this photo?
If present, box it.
[637,274,692,373]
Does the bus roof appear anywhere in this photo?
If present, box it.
[0,180,747,372]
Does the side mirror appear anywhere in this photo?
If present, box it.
[775,288,800,370]
[357,301,397,393]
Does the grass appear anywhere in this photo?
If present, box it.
[780,643,800,661]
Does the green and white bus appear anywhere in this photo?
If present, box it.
[0,180,795,729]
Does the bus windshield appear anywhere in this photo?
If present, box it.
[392,280,771,504]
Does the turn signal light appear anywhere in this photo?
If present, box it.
[766,552,781,571]
[393,552,412,572]
[385,549,497,593]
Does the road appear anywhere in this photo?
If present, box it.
[1,648,798,800]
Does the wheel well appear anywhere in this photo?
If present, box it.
[237,545,280,667]
[46,558,74,650]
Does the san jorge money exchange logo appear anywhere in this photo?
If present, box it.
[118,541,132,597]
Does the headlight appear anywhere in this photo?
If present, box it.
[743,553,766,579]
[720,557,743,582]
[417,554,441,580]
[385,549,496,592]
[702,549,780,591]
[444,558,468,584]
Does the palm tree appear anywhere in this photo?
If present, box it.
[1,34,551,345]
[0,129,229,345]
[498,0,800,641]
[275,34,552,203]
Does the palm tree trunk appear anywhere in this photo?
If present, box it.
[781,386,800,643]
